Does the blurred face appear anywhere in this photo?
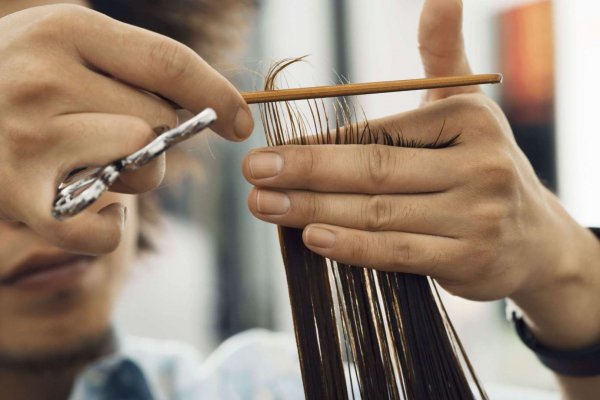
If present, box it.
[0,193,139,366]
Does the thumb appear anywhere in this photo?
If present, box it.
[418,0,479,101]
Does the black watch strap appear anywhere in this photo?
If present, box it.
[512,226,600,377]
[513,312,600,377]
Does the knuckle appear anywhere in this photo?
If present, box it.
[306,193,321,222]
[364,195,393,231]
[449,93,492,112]
[29,4,91,42]
[301,146,318,179]
[364,145,391,186]
[478,157,518,192]
[24,5,75,36]
[471,202,509,238]
[6,64,64,107]
[149,38,193,81]
[47,3,90,20]
[2,119,46,158]
[391,239,413,267]
[447,94,499,129]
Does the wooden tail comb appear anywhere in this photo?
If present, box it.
[242,73,502,104]
[163,74,502,109]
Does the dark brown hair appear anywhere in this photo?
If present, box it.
[89,0,253,62]
[261,59,487,399]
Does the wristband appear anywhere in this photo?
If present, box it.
[513,311,600,377]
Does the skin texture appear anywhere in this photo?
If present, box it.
[243,0,600,398]
[0,1,253,255]
[0,1,252,399]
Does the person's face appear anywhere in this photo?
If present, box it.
[0,193,139,363]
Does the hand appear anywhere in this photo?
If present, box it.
[243,0,600,349]
[0,4,253,254]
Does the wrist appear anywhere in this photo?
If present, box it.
[511,196,600,349]
[511,309,600,377]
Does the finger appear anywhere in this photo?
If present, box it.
[29,194,126,255]
[301,224,462,279]
[247,189,460,237]
[48,113,165,194]
[65,65,179,129]
[243,144,457,194]
[72,8,253,141]
[418,0,479,101]
[244,93,497,194]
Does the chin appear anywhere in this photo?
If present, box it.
[0,284,120,368]
[0,307,115,370]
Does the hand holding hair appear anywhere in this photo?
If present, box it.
[243,0,600,379]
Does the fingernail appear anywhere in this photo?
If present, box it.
[256,190,290,215]
[234,106,254,139]
[305,226,336,249]
[249,152,283,179]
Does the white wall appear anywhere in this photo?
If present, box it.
[555,0,600,226]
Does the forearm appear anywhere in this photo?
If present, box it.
[511,193,600,399]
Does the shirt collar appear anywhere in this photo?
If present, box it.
[68,330,161,400]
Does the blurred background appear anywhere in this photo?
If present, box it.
[113,0,600,395]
